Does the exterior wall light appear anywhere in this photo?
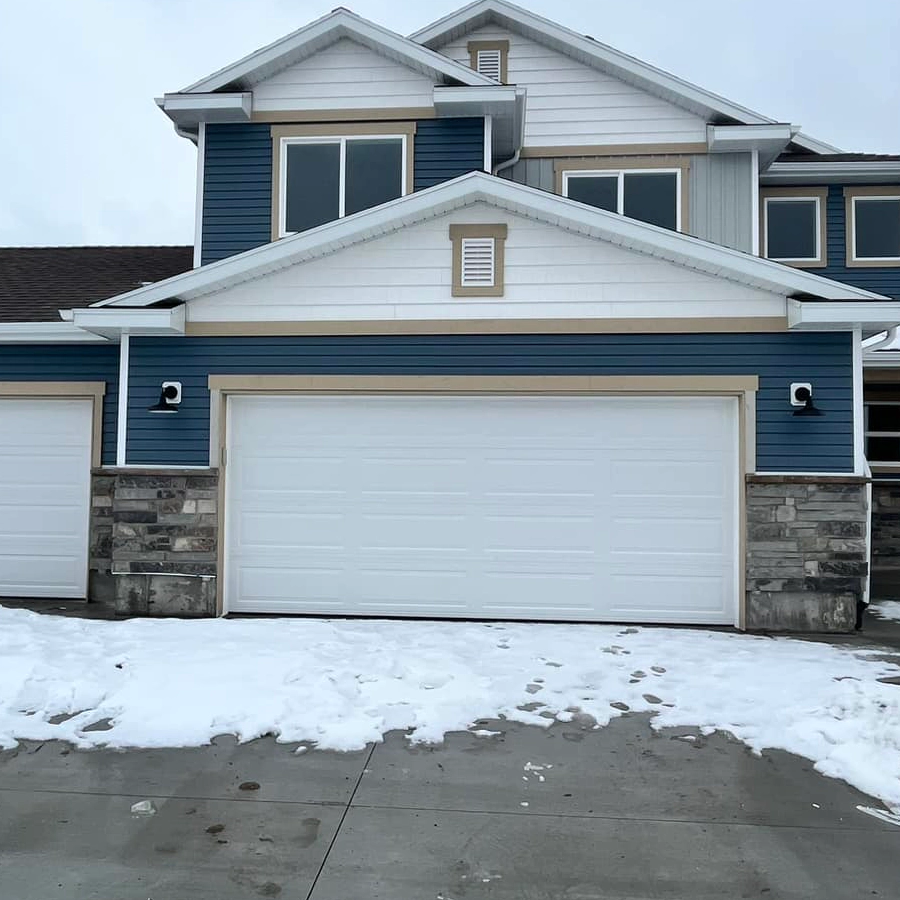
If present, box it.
[148,381,182,414]
[790,382,823,417]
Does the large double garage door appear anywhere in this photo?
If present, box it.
[224,393,740,625]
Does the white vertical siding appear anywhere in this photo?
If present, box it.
[436,27,708,148]
[252,39,436,112]
[689,153,754,253]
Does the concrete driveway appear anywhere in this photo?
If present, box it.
[1,709,898,900]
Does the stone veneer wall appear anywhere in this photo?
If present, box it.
[90,469,219,617]
[871,480,900,600]
[745,475,868,632]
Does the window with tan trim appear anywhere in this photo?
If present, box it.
[760,187,827,268]
[468,40,509,83]
[845,186,900,266]
[449,224,507,297]
[270,123,416,239]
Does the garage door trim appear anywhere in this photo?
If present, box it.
[212,375,756,627]
[0,381,106,468]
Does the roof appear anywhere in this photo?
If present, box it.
[88,172,888,313]
[0,246,193,323]
[410,0,841,156]
[178,8,497,95]
[777,153,900,163]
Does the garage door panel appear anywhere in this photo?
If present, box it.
[226,394,738,623]
[0,399,92,599]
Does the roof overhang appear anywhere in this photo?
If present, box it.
[788,299,900,337]
[68,305,186,341]
[156,92,252,129]
[87,172,887,316]
[863,352,900,369]
[762,160,900,185]
[433,85,526,158]
[411,0,840,154]
[0,322,111,344]
[707,124,796,169]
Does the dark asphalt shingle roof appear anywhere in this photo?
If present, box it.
[0,246,193,323]
[777,153,900,163]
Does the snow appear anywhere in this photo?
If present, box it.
[1,606,899,812]
[870,601,900,622]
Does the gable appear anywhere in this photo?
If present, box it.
[251,38,438,114]
[185,201,786,327]
[434,25,708,149]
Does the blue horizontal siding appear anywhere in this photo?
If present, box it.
[201,123,273,265]
[126,332,852,471]
[200,118,485,265]
[413,118,484,190]
[0,344,120,465]
[818,185,900,298]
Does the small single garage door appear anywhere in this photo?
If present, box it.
[225,394,739,624]
[0,398,93,599]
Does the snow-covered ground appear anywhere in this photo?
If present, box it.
[1,605,899,812]
[871,601,900,623]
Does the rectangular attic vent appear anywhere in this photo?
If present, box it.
[475,48,503,82]
[460,237,496,286]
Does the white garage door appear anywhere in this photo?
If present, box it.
[0,398,93,598]
[225,394,739,624]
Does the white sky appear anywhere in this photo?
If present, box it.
[2,0,898,247]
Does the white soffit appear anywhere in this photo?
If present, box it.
[69,306,186,340]
[157,92,252,127]
[0,322,110,344]
[763,160,900,185]
[410,0,841,154]
[788,299,900,335]
[88,172,888,315]
[179,8,497,95]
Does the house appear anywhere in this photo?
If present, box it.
[2,0,899,631]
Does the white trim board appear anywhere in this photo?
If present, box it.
[87,172,889,316]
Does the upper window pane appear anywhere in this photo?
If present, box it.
[566,175,618,213]
[766,199,818,260]
[866,403,900,433]
[285,142,340,233]
[854,198,900,259]
[623,172,678,230]
[345,139,403,217]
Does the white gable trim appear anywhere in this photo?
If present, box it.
[90,172,887,314]
[411,0,840,155]
[181,8,497,95]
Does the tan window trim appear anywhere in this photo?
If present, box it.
[554,156,690,232]
[759,186,828,269]
[0,381,106,468]
[844,186,900,268]
[270,122,417,240]
[467,40,509,83]
[449,224,507,297]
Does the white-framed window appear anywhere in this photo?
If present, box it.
[561,169,681,231]
[278,133,408,237]
[762,195,824,265]
[848,191,900,264]
[865,400,900,464]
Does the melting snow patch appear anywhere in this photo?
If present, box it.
[1,606,899,812]
[870,601,900,622]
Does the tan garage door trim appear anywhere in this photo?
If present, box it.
[210,374,756,627]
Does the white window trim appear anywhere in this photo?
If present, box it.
[561,168,683,231]
[278,133,409,239]
[762,195,823,265]
[849,194,900,264]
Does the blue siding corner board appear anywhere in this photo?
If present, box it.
[201,118,485,265]
[0,344,120,465]
[126,332,852,472]
[820,185,900,298]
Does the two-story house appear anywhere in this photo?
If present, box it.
[2,0,899,631]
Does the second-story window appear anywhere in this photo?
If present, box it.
[846,188,900,265]
[561,169,681,231]
[278,133,409,236]
[760,188,826,267]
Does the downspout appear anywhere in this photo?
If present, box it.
[492,148,520,178]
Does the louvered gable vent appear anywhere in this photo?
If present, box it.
[475,49,502,82]
[460,237,496,286]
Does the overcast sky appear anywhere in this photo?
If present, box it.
[2,0,898,247]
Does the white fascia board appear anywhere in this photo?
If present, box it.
[707,124,795,169]
[181,9,496,94]
[788,299,900,332]
[158,92,252,127]
[790,133,844,155]
[762,160,900,184]
[71,305,186,339]
[90,172,889,314]
[863,352,900,368]
[434,85,519,109]
[0,322,111,343]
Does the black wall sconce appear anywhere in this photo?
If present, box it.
[790,382,823,417]
[148,381,182,414]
